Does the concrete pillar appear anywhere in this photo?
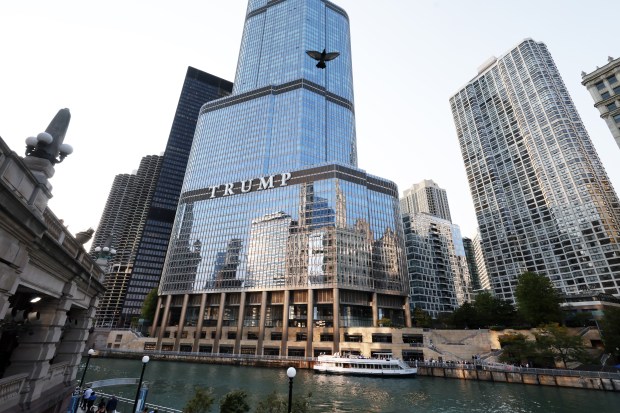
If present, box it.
[306,289,314,357]
[6,296,72,406]
[173,294,190,351]
[332,288,340,354]
[234,292,246,354]
[404,296,412,328]
[214,292,226,353]
[53,302,96,382]
[0,266,20,320]
[372,292,379,327]
[150,296,163,337]
[156,295,172,351]
[256,291,268,355]
[192,293,207,352]
[281,290,290,356]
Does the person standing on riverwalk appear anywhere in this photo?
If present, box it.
[81,386,93,410]
[105,396,118,413]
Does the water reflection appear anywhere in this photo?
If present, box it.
[80,358,620,412]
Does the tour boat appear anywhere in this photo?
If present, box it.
[313,353,417,377]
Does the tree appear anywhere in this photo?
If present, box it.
[498,333,535,365]
[534,323,591,368]
[412,307,432,328]
[141,288,159,323]
[254,391,311,413]
[600,307,620,362]
[220,390,250,413]
[184,387,214,413]
[469,291,515,328]
[515,272,561,327]
[452,302,477,329]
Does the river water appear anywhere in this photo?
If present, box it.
[80,358,619,412]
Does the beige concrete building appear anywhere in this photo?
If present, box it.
[0,113,105,412]
[582,56,620,149]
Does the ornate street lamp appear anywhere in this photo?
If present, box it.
[79,349,95,388]
[286,367,296,413]
[132,355,150,413]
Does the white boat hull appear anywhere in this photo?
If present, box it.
[313,356,417,377]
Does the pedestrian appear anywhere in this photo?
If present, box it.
[96,398,106,413]
[86,390,97,412]
[81,386,93,410]
[106,396,118,413]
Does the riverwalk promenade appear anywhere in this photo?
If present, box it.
[94,348,620,392]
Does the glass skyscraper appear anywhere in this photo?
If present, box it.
[119,68,233,327]
[450,39,620,302]
[152,0,409,357]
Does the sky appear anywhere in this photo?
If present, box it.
[1,0,618,241]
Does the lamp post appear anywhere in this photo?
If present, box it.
[286,367,296,413]
[132,356,150,413]
[79,349,95,388]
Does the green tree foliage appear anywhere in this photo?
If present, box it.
[220,390,250,413]
[599,307,620,361]
[254,390,311,413]
[515,272,561,327]
[412,307,432,328]
[473,291,516,328]
[184,387,214,413]
[534,324,591,368]
[450,291,516,329]
[141,288,159,322]
[498,333,534,365]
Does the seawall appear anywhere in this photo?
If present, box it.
[417,364,620,392]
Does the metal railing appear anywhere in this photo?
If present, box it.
[93,391,182,413]
[100,347,316,363]
[416,361,620,379]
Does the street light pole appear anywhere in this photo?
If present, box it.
[79,349,95,387]
[286,367,296,413]
[132,355,150,413]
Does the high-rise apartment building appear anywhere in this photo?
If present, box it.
[152,0,410,357]
[450,39,620,301]
[91,155,163,327]
[401,180,470,316]
[462,237,482,291]
[401,179,452,222]
[472,230,491,291]
[581,56,620,149]
[119,67,233,326]
[403,213,471,318]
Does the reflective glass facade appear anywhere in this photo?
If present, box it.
[403,213,471,318]
[153,0,408,356]
[119,68,233,327]
[451,39,620,301]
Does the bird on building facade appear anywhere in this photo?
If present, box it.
[306,49,340,69]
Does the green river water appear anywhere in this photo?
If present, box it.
[79,358,619,412]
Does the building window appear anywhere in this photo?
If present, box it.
[608,75,618,85]
[606,102,617,111]
[270,332,282,341]
[227,331,237,340]
[614,86,620,95]
[596,81,606,90]
[614,113,620,124]
[371,334,392,343]
[247,332,258,340]
[344,334,362,342]
[296,332,307,341]
[320,333,334,342]
[601,91,611,100]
